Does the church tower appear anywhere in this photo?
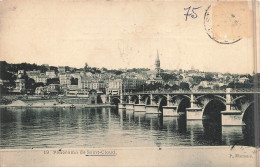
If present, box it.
[155,50,161,78]
[148,50,163,84]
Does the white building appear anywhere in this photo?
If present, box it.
[238,77,249,83]
[46,70,57,78]
[35,74,48,84]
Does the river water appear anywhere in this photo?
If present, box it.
[0,107,255,148]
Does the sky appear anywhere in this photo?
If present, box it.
[0,0,258,74]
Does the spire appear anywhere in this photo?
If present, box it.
[155,50,161,78]
[156,49,160,61]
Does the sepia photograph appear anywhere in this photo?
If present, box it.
[0,0,259,166]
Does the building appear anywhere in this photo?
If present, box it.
[18,70,24,75]
[35,74,48,84]
[123,78,145,92]
[59,73,71,87]
[85,80,106,92]
[106,78,145,95]
[35,86,46,95]
[46,84,60,94]
[238,77,249,83]
[198,81,209,87]
[26,71,48,84]
[0,79,9,85]
[12,71,25,94]
[46,70,57,78]
[106,79,122,95]
[26,70,41,81]
[14,79,25,93]
[58,66,66,73]
[9,70,25,94]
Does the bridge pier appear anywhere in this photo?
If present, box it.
[162,106,178,116]
[186,108,203,120]
[118,103,126,109]
[125,103,135,110]
[221,110,244,125]
[220,88,244,126]
[134,104,146,112]
[225,88,231,111]
[150,94,153,105]
[146,105,160,114]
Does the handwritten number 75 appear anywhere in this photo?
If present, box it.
[184,6,201,21]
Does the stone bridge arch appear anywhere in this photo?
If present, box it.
[158,95,167,112]
[130,95,139,104]
[111,97,120,105]
[170,95,191,114]
[242,102,255,126]
[186,94,226,120]
[202,99,226,121]
[231,95,254,112]
[143,95,151,105]
[152,94,164,105]
[195,94,226,108]
[157,95,167,105]
[231,95,247,104]
[124,96,130,103]
[227,94,255,125]
[177,97,191,114]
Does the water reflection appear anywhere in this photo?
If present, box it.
[0,107,254,148]
[202,119,222,145]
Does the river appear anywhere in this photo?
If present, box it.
[0,107,255,148]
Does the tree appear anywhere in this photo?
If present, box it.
[65,66,70,72]
[191,76,204,85]
[34,82,44,88]
[220,85,227,90]
[164,84,171,90]
[227,82,244,89]
[101,67,108,72]
[171,84,179,90]
[213,84,220,90]
[91,67,101,74]
[179,82,190,90]
[50,66,58,74]
[39,65,48,73]
[114,71,123,75]
[84,63,89,72]
[0,85,9,96]
[70,77,78,85]
[47,78,60,85]
[160,73,177,82]
[205,73,214,82]
[0,96,12,105]
[198,86,204,90]
[25,78,35,89]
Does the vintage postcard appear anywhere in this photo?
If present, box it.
[0,0,259,166]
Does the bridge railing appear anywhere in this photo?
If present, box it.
[125,90,225,94]
[124,88,260,95]
[229,88,260,92]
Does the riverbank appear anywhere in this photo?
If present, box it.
[0,104,115,109]
[0,95,107,106]
[0,99,115,109]
[0,96,115,109]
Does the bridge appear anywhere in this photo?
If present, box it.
[109,88,260,126]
